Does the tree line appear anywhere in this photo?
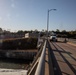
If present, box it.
[55,29,76,39]
[0,27,76,39]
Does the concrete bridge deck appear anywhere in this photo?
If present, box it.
[49,41,76,75]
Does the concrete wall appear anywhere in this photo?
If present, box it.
[0,51,37,60]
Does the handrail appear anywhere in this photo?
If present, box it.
[35,40,46,75]
[27,42,44,75]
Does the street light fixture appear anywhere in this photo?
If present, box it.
[47,9,57,37]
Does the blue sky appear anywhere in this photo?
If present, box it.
[0,0,76,32]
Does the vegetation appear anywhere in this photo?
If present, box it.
[1,38,38,50]
[0,27,76,39]
[55,29,76,39]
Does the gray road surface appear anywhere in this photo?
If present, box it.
[49,41,76,75]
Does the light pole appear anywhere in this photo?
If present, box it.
[47,9,56,37]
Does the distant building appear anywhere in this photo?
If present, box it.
[25,33,39,38]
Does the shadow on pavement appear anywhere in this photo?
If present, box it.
[51,42,76,75]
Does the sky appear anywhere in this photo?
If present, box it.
[0,0,76,32]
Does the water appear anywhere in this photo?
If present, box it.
[0,58,31,70]
[0,39,33,70]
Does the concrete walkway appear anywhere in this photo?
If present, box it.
[44,48,49,75]
[0,69,27,75]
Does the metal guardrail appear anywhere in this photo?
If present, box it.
[27,43,44,75]
[27,40,46,75]
[27,39,54,75]
[35,40,46,75]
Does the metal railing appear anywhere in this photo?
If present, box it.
[27,40,45,75]
[27,39,55,75]
[27,43,44,75]
[27,40,46,75]
[35,40,46,75]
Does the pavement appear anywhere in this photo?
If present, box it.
[67,42,76,46]
[58,38,76,46]
[49,41,76,75]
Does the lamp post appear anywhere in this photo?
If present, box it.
[47,9,56,37]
